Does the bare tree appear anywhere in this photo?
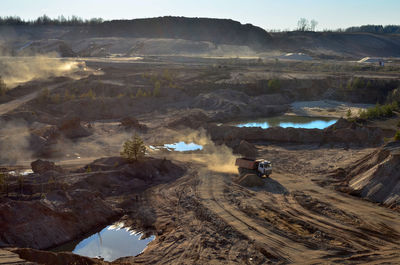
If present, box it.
[297,18,309,31]
[310,19,318,31]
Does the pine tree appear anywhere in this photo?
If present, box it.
[346,109,352,118]
[121,134,146,162]
[136,88,144,98]
[153,81,161,97]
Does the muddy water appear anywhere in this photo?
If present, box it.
[55,223,155,262]
[234,115,337,129]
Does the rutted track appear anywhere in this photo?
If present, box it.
[198,172,319,263]
[197,169,400,263]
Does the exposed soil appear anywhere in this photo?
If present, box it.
[0,56,400,264]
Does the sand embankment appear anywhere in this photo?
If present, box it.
[290,100,373,118]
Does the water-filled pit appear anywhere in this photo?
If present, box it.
[234,115,337,130]
[149,142,203,152]
[54,223,155,262]
[164,141,203,151]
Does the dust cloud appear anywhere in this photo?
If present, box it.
[0,120,32,165]
[0,53,87,88]
[168,129,238,174]
[53,128,132,161]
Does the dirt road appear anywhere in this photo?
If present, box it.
[195,144,400,264]
[197,169,400,263]
[0,83,65,115]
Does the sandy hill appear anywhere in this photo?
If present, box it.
[341,141,400,209]
[2,17,400,58]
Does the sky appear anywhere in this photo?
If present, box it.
[1,0,399,30]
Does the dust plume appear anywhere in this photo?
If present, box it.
[0,54,88,88]
[166,128,238,174]
[51,126,132,161]
[0,120,32,165]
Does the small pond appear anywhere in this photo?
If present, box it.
[234,115,337,130]
[163,141,203,151]
[55,223,155,262]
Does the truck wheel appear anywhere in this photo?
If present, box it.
[257,172,262,178]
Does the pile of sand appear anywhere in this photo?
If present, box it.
[341,141,400,209]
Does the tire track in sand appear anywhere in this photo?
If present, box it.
[197,171,327,263]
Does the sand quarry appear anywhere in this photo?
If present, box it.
[0,54,400,265]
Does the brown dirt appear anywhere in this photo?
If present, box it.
[1,57,400,264]
[98,144,400,264]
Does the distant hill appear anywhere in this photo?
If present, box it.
[2,16,400,58]
[64,17,272,49]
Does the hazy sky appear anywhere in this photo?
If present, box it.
[1,0,399,30]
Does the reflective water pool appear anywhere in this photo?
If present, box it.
[164,141,203,151]
[67,223,155,262]
[234,115,337,130]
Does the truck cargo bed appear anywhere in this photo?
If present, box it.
[235,158,257,169]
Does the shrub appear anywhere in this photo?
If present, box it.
[136,88,144,97]
[153,86,161,97]
[80,88,96,99]
[347,77,365,90]
[17,175,24,196]
[394,131,400,141]
[153,81,161,97]
[121,134,146,162]
[38,88,50,102]
[387,87,400,103]
[51,94,61,104]
[358,102,399,120]
[346,109,352,118]
[0,76,7,97]
[0,173,9,196]
[64,89,76,101]
[267,79,281,92]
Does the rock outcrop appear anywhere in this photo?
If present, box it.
[58,117,91,139]
[31,159,63,174]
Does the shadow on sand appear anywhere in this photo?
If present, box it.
[251,177,289,194]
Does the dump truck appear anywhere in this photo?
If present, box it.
[235,158,272,177]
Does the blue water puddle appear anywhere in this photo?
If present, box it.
[164,141,203,151]
[235,115,337,130]
[72,223,155,262]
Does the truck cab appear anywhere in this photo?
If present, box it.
[257,160,272,177]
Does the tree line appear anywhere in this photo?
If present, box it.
[345,25,400,34]
[0,15,103,26]
[1,15,399,35]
